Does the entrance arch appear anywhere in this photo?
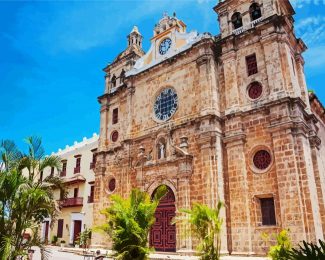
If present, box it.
[150,186,176,252]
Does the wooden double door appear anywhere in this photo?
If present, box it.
[150,186,176,252]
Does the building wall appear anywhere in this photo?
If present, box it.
[93,0,325,255]
[41,135,97,246]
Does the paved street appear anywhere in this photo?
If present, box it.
[32,247,84,260]
[30,247,268,260]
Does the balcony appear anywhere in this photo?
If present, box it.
[250,17,263,28]
[233,26,244,35]
[60,197,83,207]
[88,196,94,203]
[74,166,80,174]
[60,170,66,177]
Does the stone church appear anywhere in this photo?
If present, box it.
[93,0,325,255]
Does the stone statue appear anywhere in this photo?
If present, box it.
[159,143,165,159]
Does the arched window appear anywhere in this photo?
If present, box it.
[120,69,125,84]
[231,12,243,29]
[157,138,166,160]
[111,75,116,88]
[250,3,262,21]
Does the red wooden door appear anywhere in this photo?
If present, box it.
[73,220,82,244]
[150,186,176,252]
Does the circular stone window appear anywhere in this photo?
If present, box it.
[253,150,272,171]
[248,82,263,100]
[153,88,178,122]
[108,178,116,192]
[111,131,119,142]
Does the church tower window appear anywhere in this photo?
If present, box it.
[260,198,276,226]
[253,150,271,170]
[111,75,117,88]
[231,12,243,29]
[112,108,118,124]
[108,178,116,192]
[120,70,125,84]
[249,3,262,21]
[246,54,258,76]
[111,131,119,142]
[248,82,263,100]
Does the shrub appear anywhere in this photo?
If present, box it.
[175,202,224,260]
[289,240,325,259]
[268,229,292,260]
[51,235,58,245]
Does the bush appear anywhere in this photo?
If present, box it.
[51,235,58,245]
[289,240,325,259]
[268,230,292,260]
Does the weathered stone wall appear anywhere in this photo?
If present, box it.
[93,0,325,255]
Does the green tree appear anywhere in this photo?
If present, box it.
[175,202,224,260]
[0,137,65,260]
[96,186,167,260]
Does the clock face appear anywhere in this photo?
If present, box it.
[154,88,178,121]
[159,38,172,55]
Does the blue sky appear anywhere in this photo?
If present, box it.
[0,0,324,154]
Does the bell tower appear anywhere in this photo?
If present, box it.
[127,26,143,49]
[214,0,324,255]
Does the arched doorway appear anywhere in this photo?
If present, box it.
[150,186,176,252]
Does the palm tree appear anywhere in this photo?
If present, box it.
[175,202,224,260]
[0,137,65,260]
[96,186,167,260]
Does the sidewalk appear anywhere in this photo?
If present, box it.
[59,247,269,260]
[33,246,268,260]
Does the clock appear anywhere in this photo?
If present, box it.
[154,88,178,121]
[159,38,172,55]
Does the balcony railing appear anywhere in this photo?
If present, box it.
[233,26,244,35]
[250,17,263,28]
[60,170,66,177]
[74,166,80,174]
[88,196,94,203]
[60,197,83,207]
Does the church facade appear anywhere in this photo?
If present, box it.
[93,0,325,255]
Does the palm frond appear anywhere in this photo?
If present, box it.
[24,136,45,161]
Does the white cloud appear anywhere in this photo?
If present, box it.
[304,45,325,69]
[295,16,325,47]
[291,0,325,8]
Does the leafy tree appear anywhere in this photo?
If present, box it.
[96,186,167,260]
[174,202,224,260]
[0,137,65,260]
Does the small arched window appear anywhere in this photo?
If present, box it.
[250,3,262,21]
[231,12,243,29]
[111,75,116,88]
[120,69,125,84]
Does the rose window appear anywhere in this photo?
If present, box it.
[111,131,119,142]
[108,178,116,192]
[253,150,271,170]
[248,82,263,100]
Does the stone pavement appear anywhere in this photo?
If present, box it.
[31,247,268,260]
